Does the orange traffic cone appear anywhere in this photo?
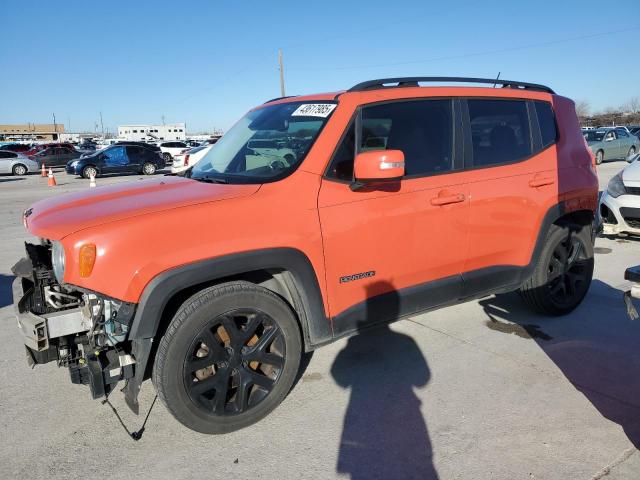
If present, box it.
[47,168,57,187]
[41,163,46,177]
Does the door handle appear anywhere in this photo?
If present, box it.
[529,177,555,188]
[430,192,465,206]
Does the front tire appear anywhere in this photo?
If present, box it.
[82,166,98,179]
[628,146,636,159]
[153,281,302,434]
[163,152,172,164]
[519,223,594,315]
[12,164,27,176]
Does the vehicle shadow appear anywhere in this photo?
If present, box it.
[0,274,15,308]
[0,177,26,183]
[479,280,640,448]
[330,281,438,480]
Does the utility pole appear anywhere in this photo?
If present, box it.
[278,49,286,97]
[99,112,104,138]
[161,115,165,125]
[68,117,71,132]
[52,113,58,142]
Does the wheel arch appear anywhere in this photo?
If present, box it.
[128,248,331,349]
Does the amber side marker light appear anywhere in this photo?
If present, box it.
[79,244,97,277]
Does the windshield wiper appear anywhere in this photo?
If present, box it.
[193,176,228,184]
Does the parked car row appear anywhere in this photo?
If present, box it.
[0,138,222,177]
[584,127,640,164]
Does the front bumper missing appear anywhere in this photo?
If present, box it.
[12,264,137,401]
[13,276,88,364]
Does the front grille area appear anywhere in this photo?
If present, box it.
[620,206,640,229]
[626,218,640,229]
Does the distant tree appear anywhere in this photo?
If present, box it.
[624,97,640,114]
[575,100,590,119]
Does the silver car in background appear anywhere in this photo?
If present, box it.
[0,150,40,175]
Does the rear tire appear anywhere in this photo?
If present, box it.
[519,223,594,316]
[595,150,604,165]
[152,281,302,434]
[12,164,27,176]
[628,146,636,159]
[142,162,157,175]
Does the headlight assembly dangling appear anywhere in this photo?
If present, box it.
[51,241,66,283]
[607,173,627,198]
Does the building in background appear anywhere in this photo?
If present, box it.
[118,123,186,141]
[0,123,64,141]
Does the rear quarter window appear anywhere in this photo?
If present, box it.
[534,101,557,148]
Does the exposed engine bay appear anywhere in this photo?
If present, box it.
[12,240,137,399]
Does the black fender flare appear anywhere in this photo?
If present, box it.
[123,248,331,413]
[128,247,332,346]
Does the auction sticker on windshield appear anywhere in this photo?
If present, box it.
[291,104,337,118]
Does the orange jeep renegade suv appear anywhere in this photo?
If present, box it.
[12,77,599,434]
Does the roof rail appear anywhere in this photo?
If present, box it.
[263,95,298,104]
[348,77,555,94]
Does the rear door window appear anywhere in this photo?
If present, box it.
[104,146,129,166]
[468,99,532,167]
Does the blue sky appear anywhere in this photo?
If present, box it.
[1,0,638,133]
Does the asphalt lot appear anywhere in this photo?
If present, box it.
[0,161,639,479]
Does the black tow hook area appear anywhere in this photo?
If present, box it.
[69,350,135,399]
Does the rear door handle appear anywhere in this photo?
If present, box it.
[430,192,465,206]
[529,177,555,188]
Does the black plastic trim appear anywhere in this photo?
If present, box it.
[348,77,555,94]
[128,248,331,347]
[332,274,461,337]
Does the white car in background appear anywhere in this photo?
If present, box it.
[158,141,188,164]
[600,154,640,236]
[171,144,213,174]
[0,150,39,175]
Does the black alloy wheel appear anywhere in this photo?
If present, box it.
[545,233,591,309]
[520,223,594,315]
[153,281,302,434]
[183,308,285,415]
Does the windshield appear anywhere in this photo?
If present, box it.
[190,101,337,183]
[585,131,606,142]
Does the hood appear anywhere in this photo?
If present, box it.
[622,159,640,187]
[25,176,260,239]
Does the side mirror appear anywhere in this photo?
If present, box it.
[353,150,405,189]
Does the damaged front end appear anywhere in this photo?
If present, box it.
[12,241,137,400]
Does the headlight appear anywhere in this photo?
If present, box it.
[51,241,66,283]
[607,173,627,198]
